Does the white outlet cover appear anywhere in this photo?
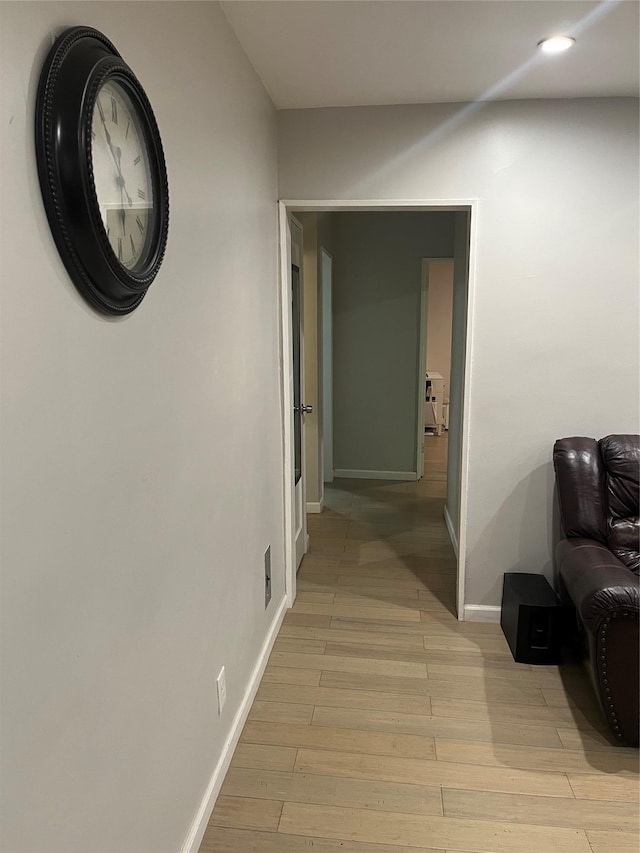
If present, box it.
[216,667,226,714]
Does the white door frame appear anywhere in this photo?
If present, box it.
[278,204,294,606]
[278,199,477,620]
[278,208,308,606]
[290,215,309,568]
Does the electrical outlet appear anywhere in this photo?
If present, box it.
[264,545,272,608]
[216,667,226,714]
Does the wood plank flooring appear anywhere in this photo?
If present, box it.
[200,437,639,852]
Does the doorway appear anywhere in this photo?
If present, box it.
[416,258,454,480]
[278,201,475,618]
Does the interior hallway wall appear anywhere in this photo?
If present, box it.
[317,214,335,488]
[331,212,455,477]
[0,4,282,851]
[446,212,471,545]
[277,98,640,610]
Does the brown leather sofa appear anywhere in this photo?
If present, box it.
[553,434,639,746]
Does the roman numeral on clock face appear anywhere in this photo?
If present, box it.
[138,189,146,200]
[133,155,141,166]
[130,234,136,256]
[136,216,144,234]
[111,97,118,124]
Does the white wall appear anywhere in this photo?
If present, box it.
[0,4,282,852]
[278,98,640,608]
[331,212,455,476]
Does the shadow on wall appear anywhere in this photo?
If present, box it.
[468,460,561,607]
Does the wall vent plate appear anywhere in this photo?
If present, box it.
[264,546,272,608]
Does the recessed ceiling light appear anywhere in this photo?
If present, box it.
[538,36,576,54]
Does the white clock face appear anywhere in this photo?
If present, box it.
[90,80,155,271]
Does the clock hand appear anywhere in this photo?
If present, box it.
[96,106,131,199]
[94,103,136,212]
[115,146,133,207]
[97,109,120,172]
[119,183,126,233]
[95,107,127,237]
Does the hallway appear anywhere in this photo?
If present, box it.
[200,437,639,853]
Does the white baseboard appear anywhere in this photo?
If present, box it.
[180,595,288,853]
[463,605,501,623]
[334,469,418,481]
[443,505,458,557]
[306,498,324,514]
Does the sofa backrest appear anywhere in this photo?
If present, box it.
[554,437,608,542]
[599,435,640,573]
[554,435,639,573]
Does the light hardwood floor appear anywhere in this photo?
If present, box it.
[200,437,639,852]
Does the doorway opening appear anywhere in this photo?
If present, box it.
[278,202,475,619]
[416,258,454,482]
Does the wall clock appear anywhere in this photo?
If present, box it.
[35,27,169,315]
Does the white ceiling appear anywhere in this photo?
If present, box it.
[220,0,639,109]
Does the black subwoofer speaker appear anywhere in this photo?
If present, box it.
[500,573,566,665]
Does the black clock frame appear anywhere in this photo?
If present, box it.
[35,27,169,315]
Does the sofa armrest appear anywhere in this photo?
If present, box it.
[556,538,640,633]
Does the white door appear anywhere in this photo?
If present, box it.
[290,217,308,569]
